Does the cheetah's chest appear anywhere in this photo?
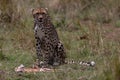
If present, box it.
[35,25,45,39]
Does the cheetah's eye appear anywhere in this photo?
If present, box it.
[36,13,39,15]
[41,13,46,15]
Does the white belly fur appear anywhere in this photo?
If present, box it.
[35,25,45,39]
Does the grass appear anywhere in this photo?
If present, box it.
[115,20,120,28]
[0,23,120,80]
[0,0,120,80]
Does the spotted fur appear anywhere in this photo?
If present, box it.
[32,8,66,67]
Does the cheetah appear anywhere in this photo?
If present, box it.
[32,8,66,67]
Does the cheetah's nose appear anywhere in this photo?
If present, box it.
[38,15,43,20]
[38,16,43,22]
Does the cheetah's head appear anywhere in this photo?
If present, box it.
[32,8,48,22]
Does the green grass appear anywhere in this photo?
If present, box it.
[0,24,120,80]
[115,20,120,28]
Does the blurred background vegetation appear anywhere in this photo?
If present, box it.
[0,0,120,80]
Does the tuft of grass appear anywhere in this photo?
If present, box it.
[0,50,6,60]
[103,55,120,80]
[115,20,120,28]
[0,42,6,60]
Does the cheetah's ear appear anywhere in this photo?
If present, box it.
[31,8,34,14]
[45,8,48,11]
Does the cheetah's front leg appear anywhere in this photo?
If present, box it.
[35,36,44,67]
